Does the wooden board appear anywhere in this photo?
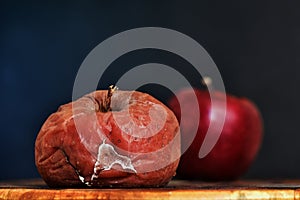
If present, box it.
[1,179,300,200]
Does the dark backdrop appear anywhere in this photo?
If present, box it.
[1,0,299,180]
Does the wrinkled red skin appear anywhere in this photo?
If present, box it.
[168,89,263,181]
[35,90,180,188]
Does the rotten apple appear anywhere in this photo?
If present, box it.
[168,87,263,180]
[35,86,180,187]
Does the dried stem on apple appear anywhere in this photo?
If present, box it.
[100,85,118,112]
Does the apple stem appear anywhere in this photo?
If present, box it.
[100,85,118,112]
[202,76,213,90]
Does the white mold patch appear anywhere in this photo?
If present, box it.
[78,175,92,186]
[91,140,136,180]
[78,175,85,183]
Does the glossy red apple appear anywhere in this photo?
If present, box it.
[168,87,263,180]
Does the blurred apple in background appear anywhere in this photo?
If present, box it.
[168,79,263,181]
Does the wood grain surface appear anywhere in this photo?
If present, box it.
[1,179,300,199]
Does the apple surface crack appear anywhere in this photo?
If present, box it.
[60,148,91,186]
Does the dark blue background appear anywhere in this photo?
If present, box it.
[1,0,299,180]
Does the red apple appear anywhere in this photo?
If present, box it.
[35,86,180,187]
[168,88,263,180]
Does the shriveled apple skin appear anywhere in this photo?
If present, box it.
[35,90,180,188]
